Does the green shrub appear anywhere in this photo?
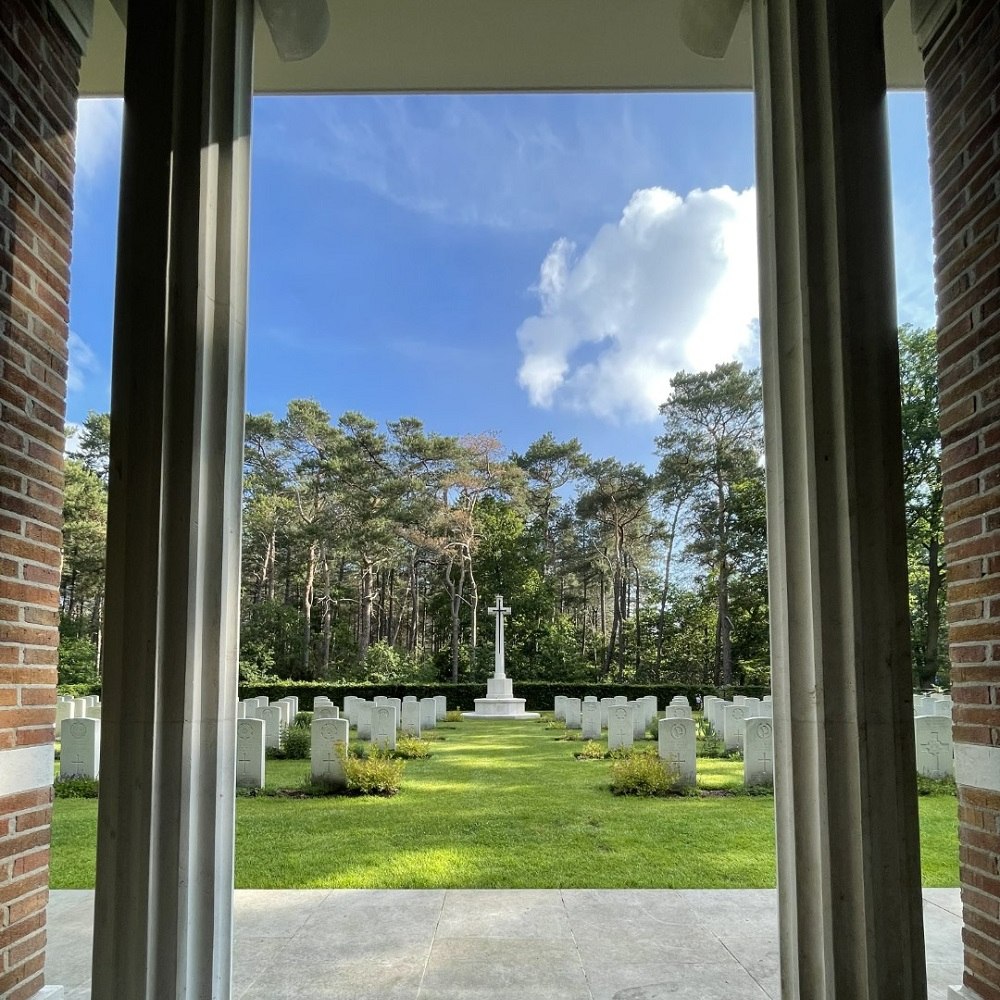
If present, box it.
[54,776,99,798]
[276,723,311,760]
[576,740,607,760]
[394,737,431,760]
[645,716,660,740]
[917,774,957,796]
[344,747,403,796]
[445,711,463,723]
[554,731,582,741]
[610,754,679,797]
[294,711,314,727]
[544,718,567,731]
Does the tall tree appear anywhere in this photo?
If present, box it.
[576,459,654,679]
[899,325,945,687]
[657,362,763,686]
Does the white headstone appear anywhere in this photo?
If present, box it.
[664,704,692,720]
[744,717,775,786]
[311,718,348,789]
[723,704,747,751]
[630,702,647,739]
[262,706,283,750]
[554,695,568,720]
[670,695,689,707]
[72,697,88,720]
[564,697,582,730]
[55,699,75,737]
[600,697,614,730]
[434,695,447,720]
[758,701,774,719]
[762,695,773,702]
[235,718,265,789]
[642,695,659,718]
[356,701,374,740]
[401,699,422,737]
[386,698,402,727]
[84,704,102,720]
[313,705,339,722]
[742,697,761,717]
[420,698,437,730]
[314,696,333,708]
[581,700,601,740]
[343,695,359,726]
[236,702,247,720]
[86,695,100,707]
[608,705,634,750]
[733,695,747,705]
[613,695,627,705]
[61,717,100,779]
[933,699,953,718]
[372,705,398,750]
[913,715,953,778]
[658,717,696,786]
[242,700,260,720]
[254,696,269,709]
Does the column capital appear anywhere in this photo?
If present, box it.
[911,0,960,52]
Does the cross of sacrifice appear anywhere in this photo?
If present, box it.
[489,595,511,679]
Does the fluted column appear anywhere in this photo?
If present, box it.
[751,0,927,996]
[91,2,253,996]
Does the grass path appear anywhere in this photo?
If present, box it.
[51,717,958,889]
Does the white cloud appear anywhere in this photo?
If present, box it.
[75,98,123,181]
[516,186,759,422]
[262,95,658,231]
[67,331,100,393]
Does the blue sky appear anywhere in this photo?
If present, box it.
[68,91,934,468]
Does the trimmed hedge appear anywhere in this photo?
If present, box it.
[59,680,772,712]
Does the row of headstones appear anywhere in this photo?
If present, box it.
[234,695,449,790]
[553,694,775,787]
[705,695,956,780]
[55,694,102,736]
[553,694,690,737]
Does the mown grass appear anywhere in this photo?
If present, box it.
[50,716,959,889]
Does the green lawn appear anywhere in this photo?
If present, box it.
[51,717,959,889]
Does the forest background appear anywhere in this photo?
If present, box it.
[58,326,944,693]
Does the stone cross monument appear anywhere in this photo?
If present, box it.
[490,594,510,679]
[461,594,538,720]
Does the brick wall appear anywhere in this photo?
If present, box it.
[0,1,79,997]
[924,1,1000,998]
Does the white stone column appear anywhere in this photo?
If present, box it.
[91,2,253,997]
[751,0,926,997]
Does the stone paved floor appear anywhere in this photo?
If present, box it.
[47,888,963,999]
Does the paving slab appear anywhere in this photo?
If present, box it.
[45,887,963,1000]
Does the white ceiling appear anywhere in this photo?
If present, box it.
[79,0,925,97]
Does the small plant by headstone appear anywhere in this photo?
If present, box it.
[610,754,680,797]
[394,737,432,760]
[344,746,404,796]
[54,776,99,798]
[275,722,311,760]
[575,740,607,760]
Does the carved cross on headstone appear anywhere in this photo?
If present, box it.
[489,595,511,679]
[921,731,947,772]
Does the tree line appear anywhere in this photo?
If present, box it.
[58,327,946,690]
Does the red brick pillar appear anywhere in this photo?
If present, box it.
[0,2,80,998]
[922,1,1000,998]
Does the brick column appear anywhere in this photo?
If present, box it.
[920,2,1000,999]
[0,2,80,998]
